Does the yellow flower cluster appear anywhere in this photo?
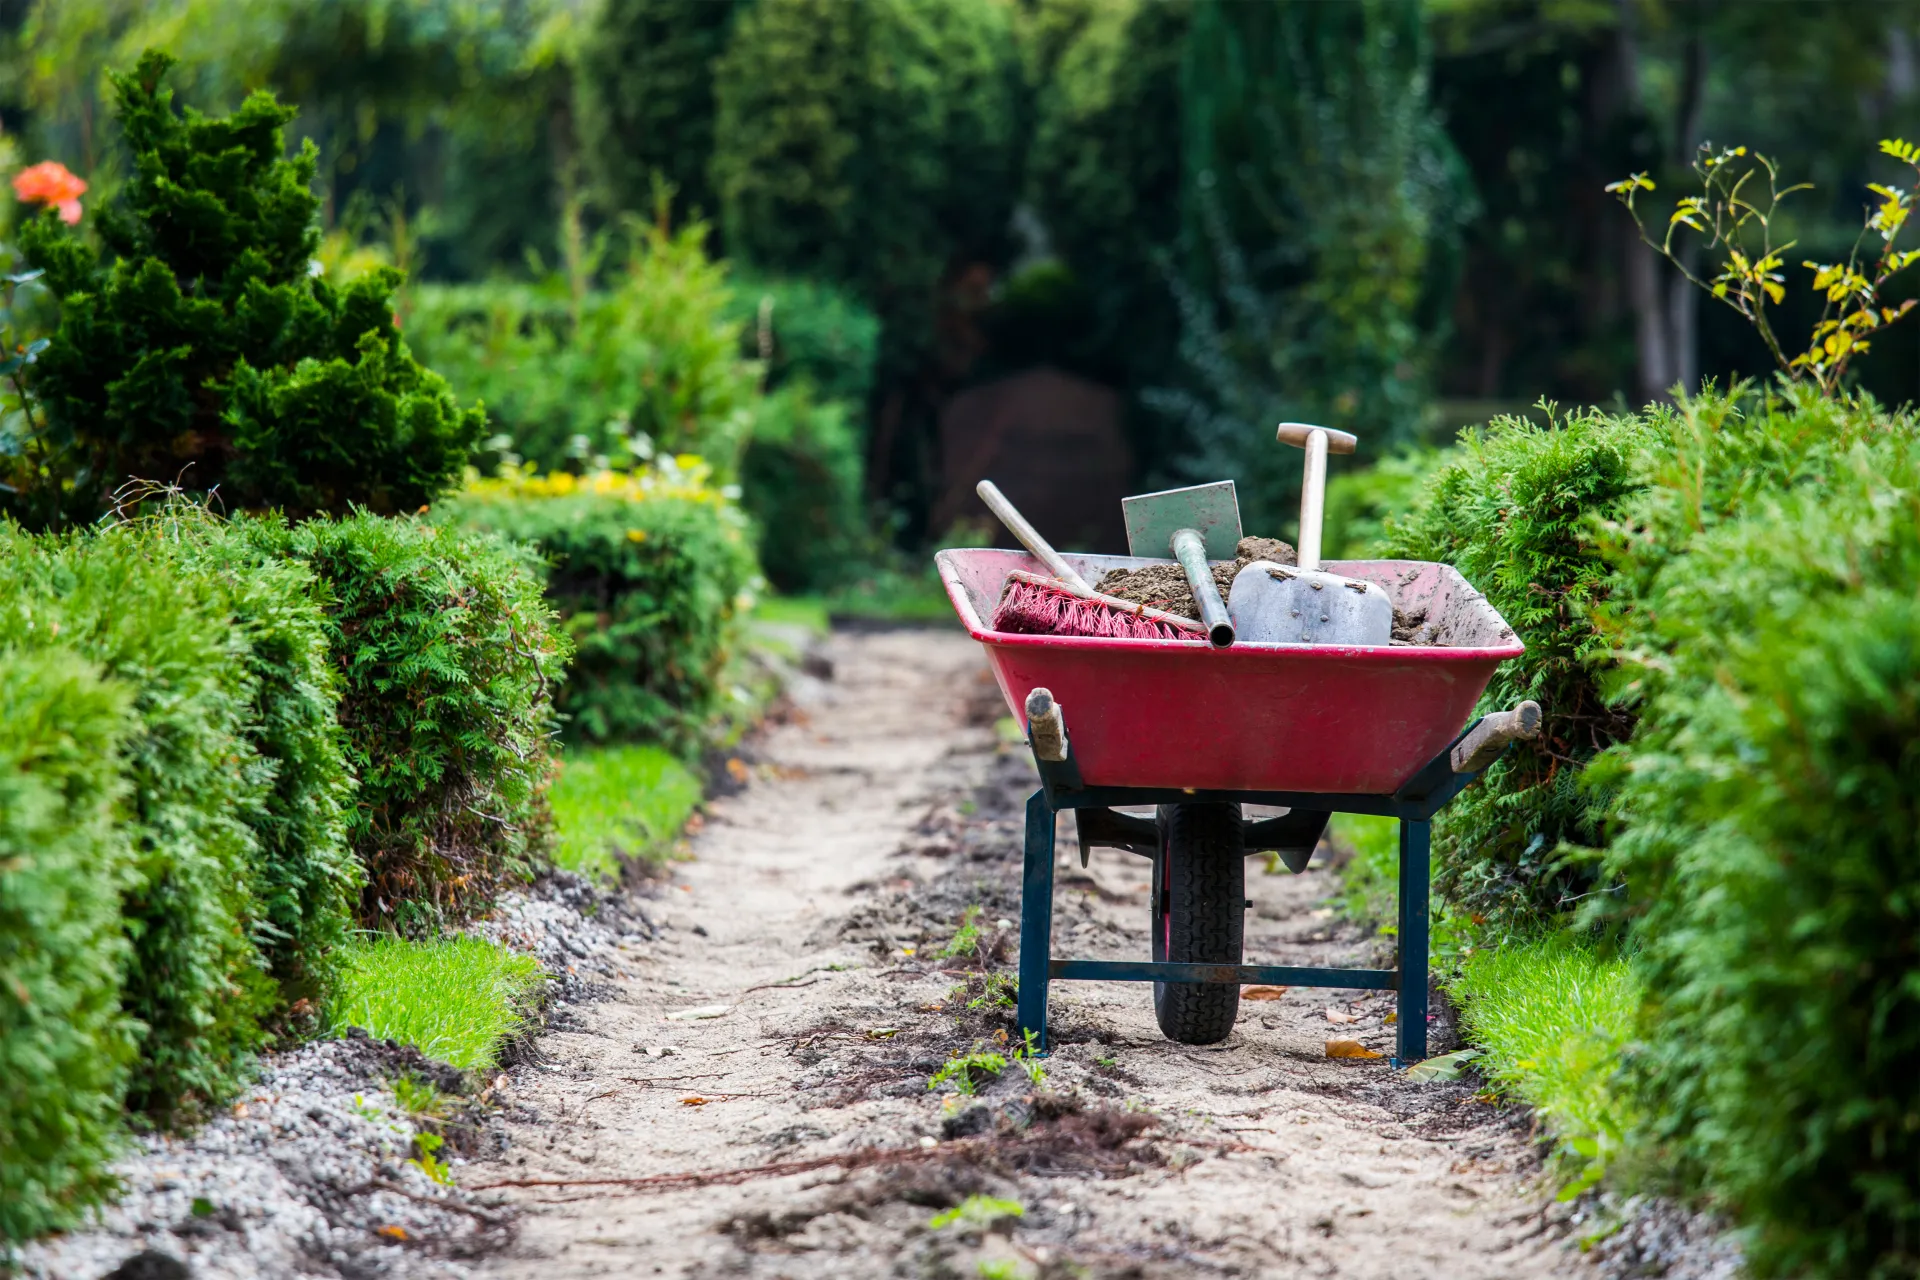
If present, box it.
[465,455,734,509]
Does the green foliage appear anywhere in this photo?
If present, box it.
[0,650,136,1242]
[1321,447,1449,559]
[327,934,543,1070]
[725,272,880,407]
[0,521,273,1125]
[406,206,758,476]
[1021,0,1190,389]
[258,512,569,931]
[547,743,702,882]
[1591,405,1920,1278]
[928,1194,1024,1232]
[1452,933,1640,1199]
[740,383,866,593]
[939,905,987,961]
[1386,406,1659,924]
[166,512,360,1001]
[928,1045,1008,1097]
[574,0,742,222]
[14,52,482,523]
[1152,0,1467,529]
[709,0,1021,339]
[442,467,754,752]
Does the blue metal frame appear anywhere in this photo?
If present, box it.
[1015,718,1500,1067]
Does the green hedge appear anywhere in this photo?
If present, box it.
[1592,405,1920,1279]
[1384,405,1661,924]
[443,471,756,752]
[0,522,273,1126]
[250,512,570,933]
[0,650,137,1241]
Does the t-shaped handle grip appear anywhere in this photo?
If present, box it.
[1275,422,1359,453]
[1274,422,1360,571]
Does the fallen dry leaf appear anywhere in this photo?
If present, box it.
[665,1004,732,1021]
[376,1225,408,1241]
[726,758,750,783]
[1326,1038,1385,1060]
[1240,985,1288,1001]
[1325,1008,1359,1024]
[681,1096,710,1106]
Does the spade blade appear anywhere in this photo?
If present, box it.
[1229,560,1392,646]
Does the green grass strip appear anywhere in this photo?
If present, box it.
[549,743,703,882]
[1452,931,1641,1197]
[327,935,543,1070]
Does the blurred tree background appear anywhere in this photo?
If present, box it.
[3,0,1916,545]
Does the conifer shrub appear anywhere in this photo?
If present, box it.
[15,52,481,523]
[740,384,866,593]
[170,512,360,1001]
[0,649,137,1242]
[0,522,272,1126]
[255,513,569,930]
[1384,406,1660,924]
[443,467,754,753]
[725,272,880,408]
[1593,414,1920,1279]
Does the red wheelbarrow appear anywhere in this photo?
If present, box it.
[937,547,1537,1065]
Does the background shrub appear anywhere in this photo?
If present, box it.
[739,384,866,594]
[443,466,755,753]
[725,272,880,408]
[0,649,136,1242]
[255,513,570,932]
[0,522,272,1126]
[14,52,481,525]
[1591,408,1920,1279]
[407,207,758,477]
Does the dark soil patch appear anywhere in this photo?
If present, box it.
[1094,535,1298,619]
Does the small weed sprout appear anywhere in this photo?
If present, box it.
[409,1131,455,1186]
[927,1194,1024,1232]
[976,1261,1029,1280]
[1015,1029,1047,1088]
[389,1072,449,1119]
[949,971,1015,1012]
[940,905,986,960]
[351,1094,383,1122]
[928,1044,1008,1096]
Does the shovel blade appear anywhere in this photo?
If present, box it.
[1122,481,1242,560]
[1229,561,1392,646]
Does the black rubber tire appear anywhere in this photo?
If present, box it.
[1151,802,1245,1044]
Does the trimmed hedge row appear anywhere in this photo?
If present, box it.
[1383,388,1920,1278]
[0,505,566,1240]
[443,466,757,753]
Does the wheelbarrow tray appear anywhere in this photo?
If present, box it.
[937,548,1523,796]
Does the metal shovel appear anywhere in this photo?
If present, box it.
[1229,423,1392,646]
[1121,480,1241,648]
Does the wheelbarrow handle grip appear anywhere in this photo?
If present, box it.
[1450,700,1543,774]
[976,480,1094,595]
[1025,687,1070,763]
[1275,422,1359,454]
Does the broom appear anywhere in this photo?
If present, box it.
[975,481,1205,641]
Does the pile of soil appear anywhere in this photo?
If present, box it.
[1093,535,1297,619]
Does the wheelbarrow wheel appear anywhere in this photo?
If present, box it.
[1151,802,1244,1044]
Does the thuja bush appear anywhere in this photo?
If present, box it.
[169,511,360,1001]
[0,649,136,1242]
[16,52,481,522]
[443,464,756,752]
[0,522,272,1125]
[1384,406,1660,924]
[1592,412,1920,1279]
[254,513,569,930]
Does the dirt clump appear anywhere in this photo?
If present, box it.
[1094,535,1298,619]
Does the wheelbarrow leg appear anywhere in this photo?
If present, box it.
[1395,817,1430,1065]
[1016,790,1056,1052]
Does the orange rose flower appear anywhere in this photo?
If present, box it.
[12,160,88,225]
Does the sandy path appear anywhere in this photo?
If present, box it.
[472,629,1581,1279]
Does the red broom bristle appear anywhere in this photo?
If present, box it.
[991,578,1191,640]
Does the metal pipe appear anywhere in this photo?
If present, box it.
[1170,527,1235,647]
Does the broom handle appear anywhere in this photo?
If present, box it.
[976,480,1095,594]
